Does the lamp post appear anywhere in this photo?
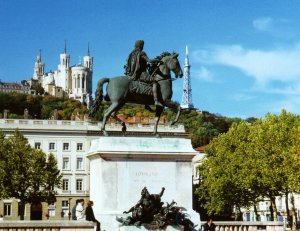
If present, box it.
[68,198,72,220]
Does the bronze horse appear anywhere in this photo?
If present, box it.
[90,52,183,136]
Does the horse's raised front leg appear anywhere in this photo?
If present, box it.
[164,99,181,125]
[101,102,124,136]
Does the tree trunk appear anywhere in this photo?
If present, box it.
[19,200,25,220]
[291,194,297,230]
[271,196,278,221]
[254,204,259,221]
[285,191,292,228]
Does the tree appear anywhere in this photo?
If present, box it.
[196,121,255,216]
[1,130,62,220]
[196,110,300,222]
[248,110,300,223]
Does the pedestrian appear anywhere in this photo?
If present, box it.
[72,199,80,220]
[86,200,101,231]
[203,217,216,231]
[76,199,85,220]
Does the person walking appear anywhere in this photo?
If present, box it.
[76,199,85,220]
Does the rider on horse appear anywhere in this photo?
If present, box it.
[124,40,163,107]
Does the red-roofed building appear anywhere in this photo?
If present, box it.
[0,81,34,94]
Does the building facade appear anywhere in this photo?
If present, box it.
[28,44,93,107]
[0,118,186,220]
[0,80,34,95]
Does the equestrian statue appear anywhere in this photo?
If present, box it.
[89,40,183,136]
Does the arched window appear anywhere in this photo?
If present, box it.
[82,75,85,89]
[77,74,80,88]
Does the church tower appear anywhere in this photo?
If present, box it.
[181,46,194,109]
[33,49,44,81]
[83,43,93,71]
[59,40,70,69]
[83,43,93,107]
[58,41,70,90]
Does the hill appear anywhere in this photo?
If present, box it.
[0,92,249,147]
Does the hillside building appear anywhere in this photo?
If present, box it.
[27,44,93,107]
[0,80,34,95]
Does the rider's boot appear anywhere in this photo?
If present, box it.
[153,82,163,107]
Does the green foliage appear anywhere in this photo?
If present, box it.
[177,110,241,148]
[0,130,62,219]
[89,103,240,147]
[31,83,45,95]
[196,110,300,220]
[0,92,87,120]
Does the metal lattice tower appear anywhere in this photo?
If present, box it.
[181,46,194,109]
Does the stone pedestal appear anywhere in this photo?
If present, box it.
[87,137,200,231]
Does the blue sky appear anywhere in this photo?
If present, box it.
[1,0,300,118]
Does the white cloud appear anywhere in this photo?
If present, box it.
[193,66,214,82]
[253,17,273,31]
[194,44,300,85]
[231,93,255,102]
[252,17,296,38]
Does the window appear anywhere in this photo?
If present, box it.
[62,200,69,207]
[76,179,83,191]
[61,209,69,217]
[63,143,69,151]
[48,209,55,217]
[34,142,41,149]
[77,143,83,151]
[76,157,83,170]
[62,179,69,191]
[49,142,55,150]
[4,203,11,216]
[62,157,69,170]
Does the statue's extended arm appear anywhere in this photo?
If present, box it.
[123,199,142,214]
[159,187,165,197]
[141,52,159,64]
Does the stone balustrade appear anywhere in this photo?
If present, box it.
[200,221,284,231]
[0,220,96,231]
[0,221,284,231]
[0,118,185,133]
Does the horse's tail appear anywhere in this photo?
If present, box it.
[89,78,110,117]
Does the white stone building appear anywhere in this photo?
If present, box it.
[29,44,93,107]
[0,118,186,220]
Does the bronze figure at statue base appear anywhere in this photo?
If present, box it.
[116,187,197,231]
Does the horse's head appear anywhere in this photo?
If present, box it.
[160,52,183,78]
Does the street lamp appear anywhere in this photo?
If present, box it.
[68,198,72,220]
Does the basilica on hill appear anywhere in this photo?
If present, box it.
[27,43,93,107]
